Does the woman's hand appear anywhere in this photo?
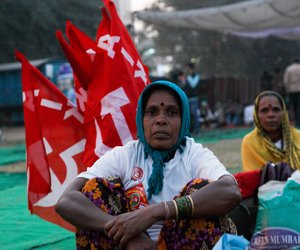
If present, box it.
[105,204,163,248]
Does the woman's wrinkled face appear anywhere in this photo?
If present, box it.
[257,95,283,133]
[143,89,181,150]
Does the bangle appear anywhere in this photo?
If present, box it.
[162,201,170,220]
[175,195,193,220]
[172,200,178,220]
[187,195,194,217]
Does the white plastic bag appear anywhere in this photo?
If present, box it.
[250,170,300,250]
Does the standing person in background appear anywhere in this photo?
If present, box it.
[177,70,186,89]
[184,63,201,135]
[241,91,300,172]
[57,62,76,106]
[283,59,300,127]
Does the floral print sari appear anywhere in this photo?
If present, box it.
[76,177,236,250]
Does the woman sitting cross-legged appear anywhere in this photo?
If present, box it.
[55,80,241,250]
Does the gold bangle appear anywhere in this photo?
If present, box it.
[172,200,178,221]
[162,201,170,220]
[187,195,194,217]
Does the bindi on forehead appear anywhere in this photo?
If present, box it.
[160,102,164,106]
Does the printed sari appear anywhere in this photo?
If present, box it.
[76,177,237,250]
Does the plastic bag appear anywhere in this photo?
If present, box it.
[212,233,249,250]
[250,170,300,249]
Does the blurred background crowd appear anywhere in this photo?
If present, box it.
[0,0,300,132]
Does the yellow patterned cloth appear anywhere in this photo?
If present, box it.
[242,127,300,171]
[242,91,300,171]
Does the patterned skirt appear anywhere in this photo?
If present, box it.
[76,177,237,250]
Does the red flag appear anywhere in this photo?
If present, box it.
[56,30,93,90]
[56,21,105,115]
[17,0,150,231]
[81,0,150,166]
[16,50,86,231]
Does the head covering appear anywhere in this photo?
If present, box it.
[136,80,190,199]
[253,90,300,169]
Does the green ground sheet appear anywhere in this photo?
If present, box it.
[0,126,253,249]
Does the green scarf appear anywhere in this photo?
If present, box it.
[136,80,190,199]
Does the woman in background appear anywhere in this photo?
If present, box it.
[241,91,300,171]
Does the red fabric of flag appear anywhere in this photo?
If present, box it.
[56,21,107,116]
[17,0,150,232]
[16,50,86,231]
[56,30,92,91]
[81,1,150,166]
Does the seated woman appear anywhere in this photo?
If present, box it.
[55,80,241,249]
[241,90,300,172]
